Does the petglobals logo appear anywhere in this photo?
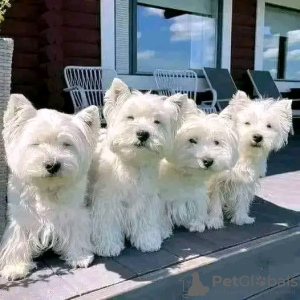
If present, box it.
[180,272,210,298]
[212,275,298,288]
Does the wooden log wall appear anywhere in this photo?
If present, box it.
[230,0,257,92]
[0,0,100,112]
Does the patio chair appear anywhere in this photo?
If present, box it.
[64,66,117,123]
[247,70,300,135]
[154,68,217,114]
[154,69,205,109]
[153,69,197,100]
[202,67,238,112]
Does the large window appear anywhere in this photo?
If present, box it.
[263,5,300,80]
[134,0,220,74]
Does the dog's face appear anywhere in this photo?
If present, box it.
[103,78,186,161]
[168,113,238,175]
[227,91,292,157]
[3,94,100,187]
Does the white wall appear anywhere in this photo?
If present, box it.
[101,0,232,91]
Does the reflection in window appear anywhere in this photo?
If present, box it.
[136,0,219,74]
[263,5,300,80]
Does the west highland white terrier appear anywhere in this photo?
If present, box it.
[207,91,292,227]
[0,94,99,280]
[159,106,238,234]
[90,78,186,256]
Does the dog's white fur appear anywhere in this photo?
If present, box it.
[208,91,292,227]
[90,78,186,256]
[160,105,238,233]
[0,95,99,280]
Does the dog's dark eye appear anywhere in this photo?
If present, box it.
[266,124,272,128]
[63,142,72,147]
[154,120,160,124]
[127,116,134,120]
[189,138,197,144]
[245,122,250,125]
[32,143,40,146]
[214,140,220,145]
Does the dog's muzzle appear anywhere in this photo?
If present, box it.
[251,134,263,147]
[135,130,150,148]
[45,162,61,175]
[201,157,214,169]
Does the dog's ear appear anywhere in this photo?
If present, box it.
[76,105,100,133]
[272,99,293,131]
[272,99,292,117]
[229,90,251,111]
[219,105,234,121]
[166,93,188,110]
[4,94,36,124]
[105,78,130,101]
[103,78,131,124]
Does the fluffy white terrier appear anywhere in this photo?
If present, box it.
[90,78,186,257]
[0,95,99,280]
[160,105,238,233]
[208,91,292,227]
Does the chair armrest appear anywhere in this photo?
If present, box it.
[63,86,89,108]
[201,100,213,104]
[63,85,83,92]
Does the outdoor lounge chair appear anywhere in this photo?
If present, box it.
[202,67,238,112]
[247,70,300,135]
[64,66,117,123]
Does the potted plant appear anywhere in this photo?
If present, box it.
[0,0,11,23]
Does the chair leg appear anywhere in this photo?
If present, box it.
[290,124,295,136]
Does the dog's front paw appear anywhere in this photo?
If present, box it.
[1,263,31,281]
[206,217,224,230]
[67,254,94,268]
[94,241,125,257]
[160,223,173,240]
[231,215,255,225]
[132,230,162,252]
[188,221,206,233]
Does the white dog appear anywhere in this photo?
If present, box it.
[208,91,292,227]
[89,78,186,257]
[160,107,238,233]
[0,94,99,280]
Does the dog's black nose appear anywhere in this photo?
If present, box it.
[253,134,263,143]
[203,158,214,168]
[45,162,61,174]
[136,130,150,142]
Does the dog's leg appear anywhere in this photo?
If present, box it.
[230,189,255,225]
[0,222,34,280]
[130,196,162,252]
[206,187,224,230]
[57,208,94,268]
[91,199,125,257]
[185,193,208,233]
[159,203,173,240]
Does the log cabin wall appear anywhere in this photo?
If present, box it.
[1,0,259,111]
[230,0,257,93]
[0,0,100,112]
[1,0,40,105]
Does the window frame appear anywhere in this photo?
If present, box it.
[100,0,232,91]
[255,0,300,83]
[130,0,223,76]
